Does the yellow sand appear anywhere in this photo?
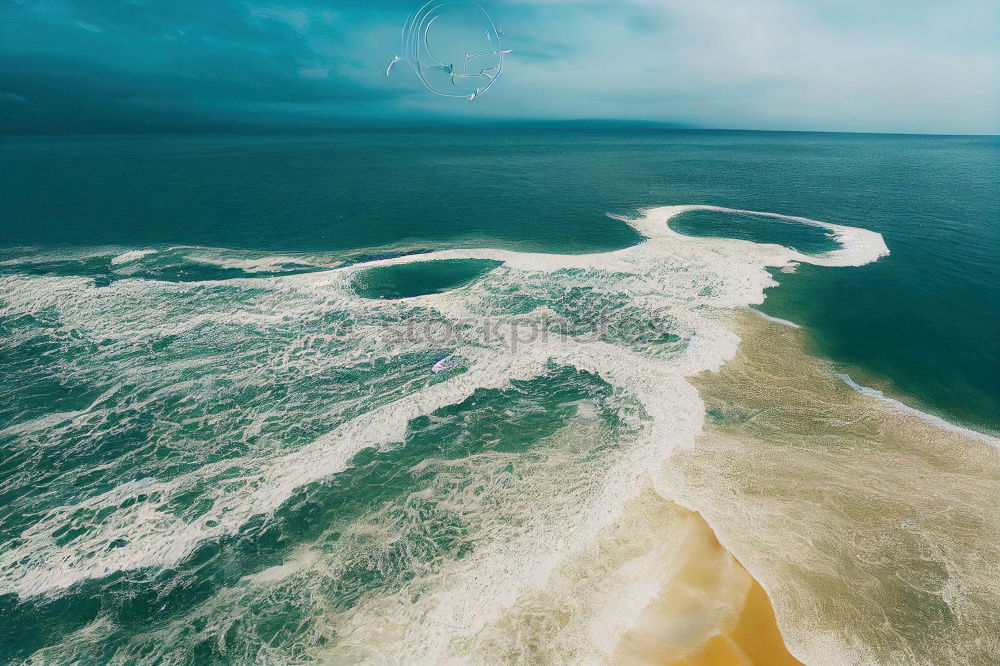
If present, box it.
[612,506,801,666]
[673,575,802,666]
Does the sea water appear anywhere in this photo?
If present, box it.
[0,130,996,663]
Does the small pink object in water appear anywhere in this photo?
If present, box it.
[432,356,455,373]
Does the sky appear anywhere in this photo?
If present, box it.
[0,0,997,134]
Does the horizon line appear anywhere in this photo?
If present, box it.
[2,121,998,139]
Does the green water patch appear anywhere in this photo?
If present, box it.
[669,210,840,254]
[352,259,503,299]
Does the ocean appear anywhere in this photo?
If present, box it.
[0,130,997,664]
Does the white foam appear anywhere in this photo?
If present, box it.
[0,204,894,628]
[837,372,1000,446]
[685,205,890,267]
[184,253,332,273]
[752,308,801,329]
[110,249,157,266]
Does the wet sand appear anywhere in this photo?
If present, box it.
[612,507,801,666]
[667,310,1000,665]
[680,574,802,666]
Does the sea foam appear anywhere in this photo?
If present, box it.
[109,249,158,266]
[0,205,906,662]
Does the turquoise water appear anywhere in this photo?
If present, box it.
[353,260,504,300]
[0,130,997,662]
[2,130,995,429]
[669,209,842,255]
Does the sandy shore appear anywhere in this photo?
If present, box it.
[670,565,802,666]
[612,506,801,666]
[724,576,802,666]
[611,309,998,665]
[666,310,1000,665]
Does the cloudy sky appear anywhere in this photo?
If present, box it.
[1,0,997,134]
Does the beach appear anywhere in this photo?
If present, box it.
[613,505,801,666]
[673,311,1000,665]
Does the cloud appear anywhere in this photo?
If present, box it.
[0,0,418,132]
[0,0,996,133]
[483,0,999,133]
[250,6,312,32]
